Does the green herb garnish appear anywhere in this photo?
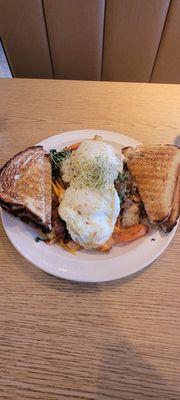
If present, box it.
[62,153,120,189]
[50,149,71,178]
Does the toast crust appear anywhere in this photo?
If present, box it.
[161,172,180,232]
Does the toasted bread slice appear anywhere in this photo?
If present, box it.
[122,145,180,226]
[160,172,180,232]
[0,146,52,231]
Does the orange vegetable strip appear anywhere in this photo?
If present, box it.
[113,224,148,243]
[52,182,61,197]
[64,142,81,151]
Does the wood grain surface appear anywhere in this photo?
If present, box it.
[0,78,180,400]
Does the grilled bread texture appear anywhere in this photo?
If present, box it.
[0,146,52,231]
[122,145,180,229]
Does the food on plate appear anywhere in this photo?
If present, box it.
[58,140,123,248]
[98,236,116,252]
[61,139,123,187]
[0,137,179,255]
[59,186,120,249]
[113,223,149,243]
[64,142,81,151]
[0,146,52,231]
[122,145,180,232]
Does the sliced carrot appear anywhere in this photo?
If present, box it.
[64,142,81,151]
[99,236,116,252]
[113,224,148,243]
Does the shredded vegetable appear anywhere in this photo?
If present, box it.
[59,240,77,255]
[52,181,65,199]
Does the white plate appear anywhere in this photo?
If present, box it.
[1,130,177,283]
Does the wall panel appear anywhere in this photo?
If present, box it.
[151,0,180,83]
[0,0,53,78]
[102,0,170,82]
[43,0,105,80]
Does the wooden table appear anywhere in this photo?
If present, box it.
[0,78,179,400]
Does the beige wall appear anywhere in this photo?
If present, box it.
[0,0,179,83]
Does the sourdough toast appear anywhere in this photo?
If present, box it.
[0,146,52,231]
[122,145,180,228]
